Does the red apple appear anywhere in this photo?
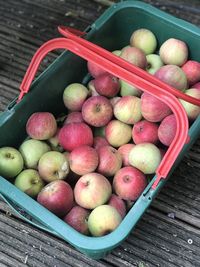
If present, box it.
[87,61,107,78]
[120,46,147,69]
[154,65,188,91]
[182,60,200,86]
[193,82,200,90]
[74,172,112,209]
[159,38,188,66]
[26,112,57,140]
[118,144,135,167]
[82,96,113,127]
[69,145,99,175]
[132,120,159,144]
[97,145,122,177]
[37,180,74,217]
[108,194,126,219]
[158,114,177,146]
[113,166,147,201]
[105,120,132,147]
[63,205,90,235]
[64,112,83,125]
[93,136,109,151]
[141,92,172,122]
[93,73,120,97]
[63,83,88,111]
[113,95,142,124]
[58,122,93,151]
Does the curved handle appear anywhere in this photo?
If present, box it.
[58,26,200,107]
[17,36,188,188]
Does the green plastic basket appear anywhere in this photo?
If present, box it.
[0,0,200,259]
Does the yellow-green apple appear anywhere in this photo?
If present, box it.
[38,151,69,182]
[108,194,126,219]
[114,96,142,124]
[26,112,57,140]
[154,65,188,91]
[118,143,135,167]
[112,50,121,56]
[0,147,24,179]
[130,28,157,55]
[82,96,113,127]
[47,128,64,152]
[119,79,142,97]
[37,180,74,217]
[69,145,99,175]
[63,205,90,235]
[141,92,172,122]
[158,114,177,146]
[74,172,112,209]
[110,96,121,108]
[182,60,200,86]
[146,54,163,74]
[88,205,122,236]
[97,145,122,177]
[87,61,107,78]
[93,73,120,97]
[87,80,99,96]
[105,120,132,147]
[179,88,200,120]
[58,122,93,151]
[19,139,51,169]
[93,136,109,151]
[63,112,83,125]
[63,83,88,111]
[132,120,159,144]
[14,169,44,198]
[120,46,147,69]
[159,38,188,66]
[129,143,161,174]
[113,166,147,201]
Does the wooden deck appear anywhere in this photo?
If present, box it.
[0,0,200,266]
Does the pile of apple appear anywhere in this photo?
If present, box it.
[1,28,200,237]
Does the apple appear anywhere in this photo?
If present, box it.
[58,122,93,151]
[108,194,126,219]
[37,180,74,217]
[110,97,121,108]
[47,128,64,152]
[112,50,121,56]
[38,151,69,182]
[119,79,142,97]
[113,166,147,201]
[87,80,99,96]
[179,88,200,120]
[14,169,44,198]
[113,95,142,124]
[64,112,84,125]
[120,46,147,69]
[118,143,135,167]
[146,54,163,74]
[182,60,200,86]
[74,172,112,209]
[141,92,172,122]
[159,38,188,66]
[130,28,157,55]
[88,205,122,237]
[63,151,80,187]
[105,120,132,147]
[154,65,188,91]
[193,82,200,90]
[63,205,90,235]
[63,83,88,111]
[132,120,159,144]
[97,145,122,177]
[82,96,113,127]
[26,112,57,140]
[69,145,99,175]
[158,114,177,146]
[129,143,162,174]
[93,73,120,98]
[87,61,107,78]
[0,147,24,179]
[93,136,109,151]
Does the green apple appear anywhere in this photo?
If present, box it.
[14,169,45,198]
[119,79,142,97]
[146,54,163,75]
[19,139,51,169]
[0,147,24,179]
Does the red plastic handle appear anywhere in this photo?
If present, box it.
[58,25,200,107]
[18,37,188,189]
